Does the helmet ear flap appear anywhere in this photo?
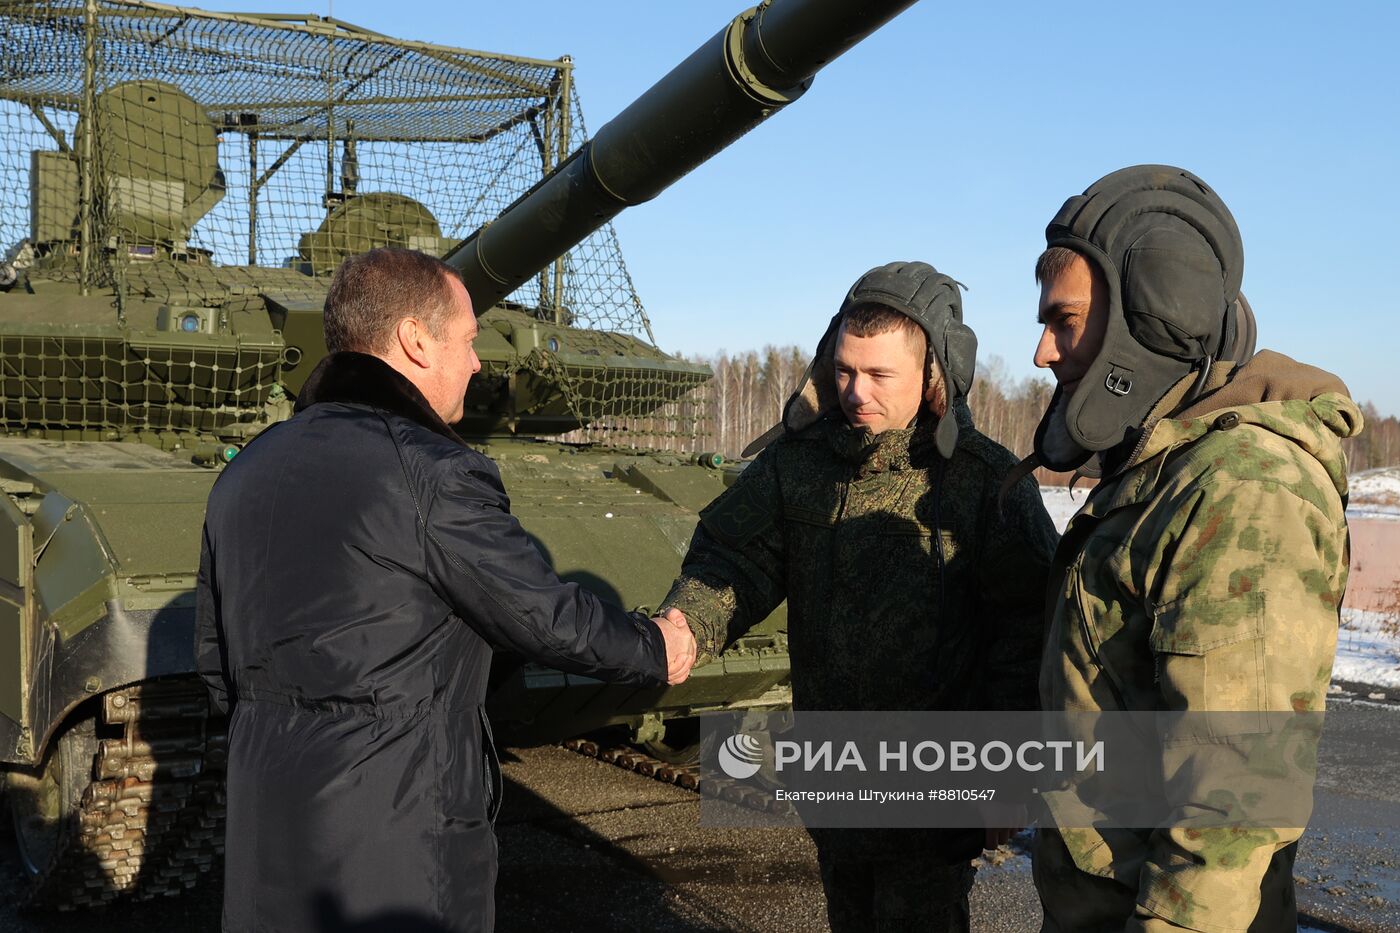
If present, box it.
[925,315,977,460]
[940,316,977,400]
[1121,223,1226,362]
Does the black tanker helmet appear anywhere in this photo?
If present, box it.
[757,261,977,460]
[1034,164,1257,471]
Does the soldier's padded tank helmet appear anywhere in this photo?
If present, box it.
[1035,164,1257,471]
[764,261,977,460]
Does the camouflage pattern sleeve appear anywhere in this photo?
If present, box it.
[1133,474,1346,932]
[660,446,788,662]
[975,471,1057,711]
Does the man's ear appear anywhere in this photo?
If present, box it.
[396,317,432,369]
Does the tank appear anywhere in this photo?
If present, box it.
[0,0,916,909]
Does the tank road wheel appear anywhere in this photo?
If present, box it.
[641,717,701,765]
[4,714,99,905]
[3,682,227,909]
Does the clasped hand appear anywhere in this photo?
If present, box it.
[650,607,696,685]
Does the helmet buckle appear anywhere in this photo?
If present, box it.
[1104,367,1134,397]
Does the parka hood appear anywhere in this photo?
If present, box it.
[1130,350,1363,498]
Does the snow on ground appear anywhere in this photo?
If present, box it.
[1043,468,1400,529]
[1336,609,1400,690]
[1352,466,1400,503]
[1037,486,1084,534]
[1349,466,1400,521]
[1038,487,1400,691]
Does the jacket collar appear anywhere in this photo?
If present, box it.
[827,412,947,475]
[1080,351,1361,522]
[1127,351,1355,473]
[294,351,467,448]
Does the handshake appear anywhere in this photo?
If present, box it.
[650,607,697,685]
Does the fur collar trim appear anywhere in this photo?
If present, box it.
[293,351,466,447]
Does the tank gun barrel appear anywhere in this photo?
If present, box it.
[443,0,917,309]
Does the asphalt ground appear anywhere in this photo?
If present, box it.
[2,696,1397,932]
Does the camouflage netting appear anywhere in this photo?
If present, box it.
[0,0,717,446]
[0,0,654,339]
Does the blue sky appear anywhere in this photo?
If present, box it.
[224,0,1398,415]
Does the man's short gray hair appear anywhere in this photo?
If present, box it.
[323,247,461,355]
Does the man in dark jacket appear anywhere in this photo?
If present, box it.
[662,262,1058,932]
[196,247,695,933]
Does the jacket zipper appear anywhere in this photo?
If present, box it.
[1059,512,1131,712]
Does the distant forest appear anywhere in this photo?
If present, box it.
[572,346,1400,481]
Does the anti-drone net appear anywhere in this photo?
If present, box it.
[0,0,652,337]
[0,0,714,445]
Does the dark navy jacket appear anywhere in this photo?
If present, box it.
[196,352,666,932]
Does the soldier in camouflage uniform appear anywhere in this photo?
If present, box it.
[662,262,1058,932]
[1025,165,1363,932]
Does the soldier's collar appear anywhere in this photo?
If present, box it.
[828,418,940,473]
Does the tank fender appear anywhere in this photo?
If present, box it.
[11,602,195,767]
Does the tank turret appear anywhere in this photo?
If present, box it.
[0,0,916,909]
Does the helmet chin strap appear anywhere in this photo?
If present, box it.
[1185,353,1215,408]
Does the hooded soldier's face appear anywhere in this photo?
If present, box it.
[833,324,926,435]
[1035,251,1109,401]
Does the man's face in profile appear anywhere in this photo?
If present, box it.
[833,323,926,435]
[1034,252,1109,400]
[425,276,481,424]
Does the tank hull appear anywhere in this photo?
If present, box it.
[0,435,789,768]
[0,435,789,904]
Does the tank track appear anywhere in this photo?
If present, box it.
[26,680,227,910]
[559,738,794,817]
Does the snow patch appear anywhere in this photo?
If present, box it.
[1038,486,1085,534]
[1335,609,1400,690]
[1352,466,1400,501]
[1350,466,1400,520]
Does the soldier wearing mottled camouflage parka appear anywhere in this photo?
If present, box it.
[1025,165,1363,933]
[661,262,1058,933]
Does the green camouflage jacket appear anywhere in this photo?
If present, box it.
[663,405,1057,714]
[1035,351,1364,933]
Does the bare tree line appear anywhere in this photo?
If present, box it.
[698,345,810,459]
[1345,402,1400,474]
[663,344,1069,481]
[687,348,1074,484]
[567,346,1399,482]
[569,346,1067,481]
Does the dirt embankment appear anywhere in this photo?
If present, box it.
[1346,468,1400,612]
[1346,518,1400,613]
